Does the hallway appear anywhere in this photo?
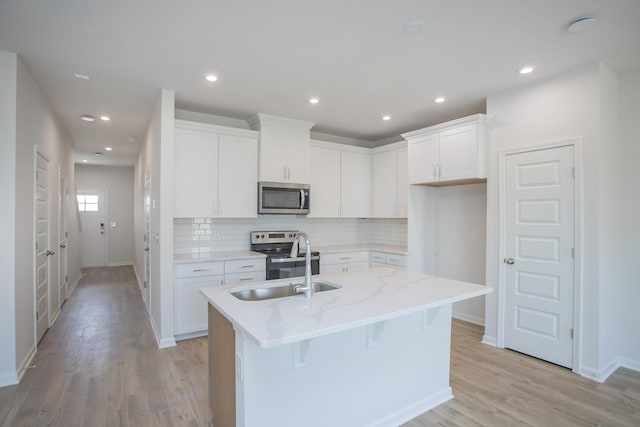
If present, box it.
[0,266,212,426]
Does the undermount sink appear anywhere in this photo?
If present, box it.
[231,281,341,301]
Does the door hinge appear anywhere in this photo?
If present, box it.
[571,167,575,178]
[572,248,575,259]
[571,328,574,339]
[65,275,68,283]
[65,231,68,238]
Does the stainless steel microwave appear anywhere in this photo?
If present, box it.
[258,182,310,215]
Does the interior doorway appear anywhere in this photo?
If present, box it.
[35,148,51,343]
[78,190,107,268]
[58,168,69,303]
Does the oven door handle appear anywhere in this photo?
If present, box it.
[270,256,319,263]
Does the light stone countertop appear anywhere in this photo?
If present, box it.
[174,251,266,264]
[314,244,408,255]
[199,267,490,348]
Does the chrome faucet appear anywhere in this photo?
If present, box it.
[290,231,314,298]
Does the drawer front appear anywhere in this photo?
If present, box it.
[225,258,265,275]
[385,253,407,267]
[321,251,370,265]
[176,261,224,278]
[225,271,266,286]
[371,261,386,268]
[370,251,386,264]
[346,261,370,273]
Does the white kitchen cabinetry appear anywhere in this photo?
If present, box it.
[321,251,370,274]
[174,120,258,218]
[403,114,487,185]
[372,142,408,218]
[370,251,407,270]
[248,114,315,183]
[309,141,372,218]
[175,261,224,336]
[175,257,266,338]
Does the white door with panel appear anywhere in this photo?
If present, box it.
[503,145,575,368]
[35,150,52,343]
[78,190,107,267]
[58,169,68,302]
[144,171,151,307]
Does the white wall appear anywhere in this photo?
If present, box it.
[618,71,640,368]
[437,184,487,325]
[75,165,134,266]
[135,89,175,348]
[1,51,78,386]
[484,62,628,379]
[0,51,18,386]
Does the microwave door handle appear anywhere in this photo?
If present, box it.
[300,188,305,210]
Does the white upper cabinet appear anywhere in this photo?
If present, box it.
[249,114,315,184]
[372,142,408,218]
[308,141,372,218]
[403,114,487,185]
[174,120,259,218]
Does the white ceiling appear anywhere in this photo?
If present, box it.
[1,0,639,166]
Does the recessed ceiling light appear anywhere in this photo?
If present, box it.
[519,66,535,74]
[81,115,96,122]
[94,152,103,156]
[205,74,218,82]
[382,115,391,121]
[100,115,110,121]
[74,73,90,80]
[128,136,137,143]
[309,98,319,104]
[404,21,424,34]
[434,97,446,103]
[82,159,88,163]
[105,147,113,151]
[568,17,597,33]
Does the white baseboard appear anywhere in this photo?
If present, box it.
[370,387,453,427]
[132,263,143,294]
[481,335,497,347]
[0,371,18,388]
[67,272,82,297]
[175,330,208,341]
[453,311,485,326]
[107,261,133,267]
[619,357,640,372]
[581,357,620,383]
[14,343,37,385]
[148,311,176,349]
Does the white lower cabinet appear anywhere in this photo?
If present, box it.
[175,262,224,336]
[320,251,370,274]
[370,251,407,270]
[175,258,266,338]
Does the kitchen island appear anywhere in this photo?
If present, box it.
[200,267,490,427]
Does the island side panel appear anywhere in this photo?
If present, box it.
[208,304,236,427]
[236,305,454,427]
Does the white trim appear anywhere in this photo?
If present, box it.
[619,357,640,373]
[370,140,407,154]
[132,261,144,294]
[453,311,485,326]
[580,358,620,383]
[107,261,133,267]
[369,387,453,427]
[67,272,82,298]
[401,113,486,140]
[0,371,18,387]
[16,343,37,385]
[496,138,584,373]
[482,335,497,347]
[33,146,51,348]
[310,139,373,154]
[148,310,176,349]
[175,330,208,341]
[174,119,259,139]
[247,113,314,131]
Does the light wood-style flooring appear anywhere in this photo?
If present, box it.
[1,266,638,426]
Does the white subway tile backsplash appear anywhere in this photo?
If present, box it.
[173,217,407,254]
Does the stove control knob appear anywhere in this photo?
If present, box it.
[256,235,260,239]
[261,234,265,238]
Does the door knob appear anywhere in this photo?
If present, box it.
[144,247,150,252]
[504,257,515,265]
[46,250,55,256]
[60,244,66,249]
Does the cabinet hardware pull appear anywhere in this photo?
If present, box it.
[339,257,351,260]
[239,278,253,281]
[239,265,254,268]
[192,269,209,272]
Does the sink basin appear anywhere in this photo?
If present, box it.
[231,281,341,301]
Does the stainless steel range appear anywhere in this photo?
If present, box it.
[251,230,320,280]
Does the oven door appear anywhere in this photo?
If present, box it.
[266,256,319,280]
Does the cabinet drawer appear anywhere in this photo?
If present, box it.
[370,251,386,264]
[225,258,265,274]
[225,271,266,286]
[176,261,224,278]
[321,251,369,265]
[385,254,407,268]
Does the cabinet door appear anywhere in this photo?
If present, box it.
[258,125,287,182]
[175,275,223,335]
[373,150,397,218]
[439,124,478,181]
[285,127,310,183]
[308,146,341,218]
[407,134,439,184]
[218,134,258,218]
[341,151,372,218]
[397,147,408,218]
[174,128,219,217]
